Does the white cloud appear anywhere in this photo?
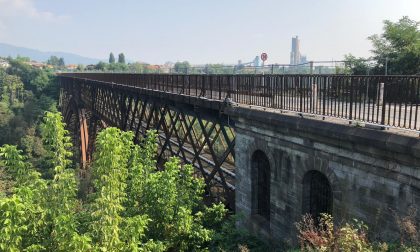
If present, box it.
[0,0,68,21]
[0,0,69,41]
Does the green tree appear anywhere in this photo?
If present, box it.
[109,52,116,64]
[95,61,107,71]
[369,16,420,75]
[15,55,30,62]
[30,70,51,93]
[58,58,65,68]
[128,62,146,73]
[205,64,233,74]
[89,127,133,250]
[76,64,85,71]
[0,111,244,251]
[118,53,126,64]
[6,58,33,85]
[344,54,371,75]
[0,58,57,148]
[174,61,190,74]
[47,56,65,68]
[41,112,90,251]
[107,62,128,72]
[1,74,24,106]
[0,112,91,251]
[0,144,47,251]
[47,56,60,66]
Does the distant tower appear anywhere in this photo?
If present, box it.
[290,36,301,65]
[253,56,260,67]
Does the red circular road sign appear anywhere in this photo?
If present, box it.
[261,52,268,61]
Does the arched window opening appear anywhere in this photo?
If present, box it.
[302,170,333,220]
[251,150,270,220]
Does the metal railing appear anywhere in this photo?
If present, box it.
[65,63,367,75]
[59,73,420,131]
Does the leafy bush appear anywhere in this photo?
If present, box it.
[208,215,269,252]
[0,112,242,251]
[295,213,420,252]
[296,213,373,252]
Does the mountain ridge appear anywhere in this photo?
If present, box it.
[0,42,102,65]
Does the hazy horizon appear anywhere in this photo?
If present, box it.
[0,0,419,65]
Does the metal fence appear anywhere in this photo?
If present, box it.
[67,60,381,75]
[60,73,420,131]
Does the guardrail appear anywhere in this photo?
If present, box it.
[59,73,420,131]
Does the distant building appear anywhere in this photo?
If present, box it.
[146,65,160,71]
[163,61,174,68]
[86,64,96,70]
[161,61,174,73]
[300,55,308,64]
[66,64,78,70]
[26,60,50,69]
[290,36,308,65]
[290,36,301,65]
[253,56,260,67]
[0,59,9,68]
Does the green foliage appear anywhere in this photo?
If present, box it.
[0,57,57,155]
[139,157,210,250]
[0,112,90,251]
[125,131,158,215]
[95,61,107,71]
[0,111,271,251]
[0,144,47,251]
[109,52,116,64]
[208,214,269,251]
[0,195,33,251]
[118,53,126,64]
[41,112,72,170]
[128,62,147,73]
[6,58,33,85]
[174,61,190,74]
[369,16,419,75]
[89,127,133,251]
[296,214,377,252]
[76,64,85,71]
[107,62,129,72]
[343,16,419,75]
[344,54,371,75]
[47,56,65,68]
[41,112,87,251]
[15,55,30,63]
[31,70,51,93]
[0,74,24,107]
[205,64,234,74]
[0,145,30,184]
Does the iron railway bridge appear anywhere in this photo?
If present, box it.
[59,73,420,209]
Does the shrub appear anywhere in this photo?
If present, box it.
[295,213,373,252]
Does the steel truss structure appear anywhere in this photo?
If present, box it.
[60,77,236,208]
[61,73,420,131]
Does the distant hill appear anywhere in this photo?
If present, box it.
[0,42,102,65]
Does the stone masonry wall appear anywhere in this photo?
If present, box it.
[228,106,420,246]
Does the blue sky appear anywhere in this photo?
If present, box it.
[0,0,419,64]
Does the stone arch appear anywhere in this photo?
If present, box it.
[302,170,333,219]
[251,149,271,221]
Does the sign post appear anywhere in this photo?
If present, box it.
[260,53,268,67]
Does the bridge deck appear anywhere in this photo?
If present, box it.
[60,73,420,132]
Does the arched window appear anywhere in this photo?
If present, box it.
[302,170,333,220]
[251,150,270,220]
